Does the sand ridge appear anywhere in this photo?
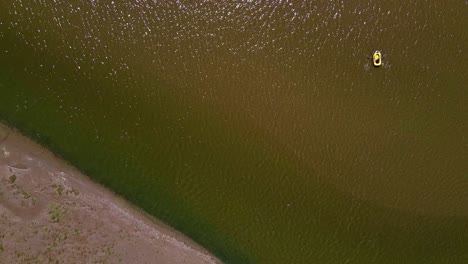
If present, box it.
[0,122,221,264]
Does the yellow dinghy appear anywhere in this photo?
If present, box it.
[373,50,382,67]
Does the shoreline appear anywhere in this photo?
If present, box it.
[0,122,222,264]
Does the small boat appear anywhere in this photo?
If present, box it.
[373,50,382,67]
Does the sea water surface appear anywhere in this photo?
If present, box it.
[0,1,467,263]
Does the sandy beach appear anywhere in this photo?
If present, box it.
[0,122,221,264]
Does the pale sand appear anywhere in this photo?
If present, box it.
[0,122,222,264]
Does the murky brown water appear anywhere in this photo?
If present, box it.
[0,1,467,263]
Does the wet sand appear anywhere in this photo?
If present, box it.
[0,122,221,264]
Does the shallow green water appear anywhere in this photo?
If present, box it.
[0,1,467,263]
